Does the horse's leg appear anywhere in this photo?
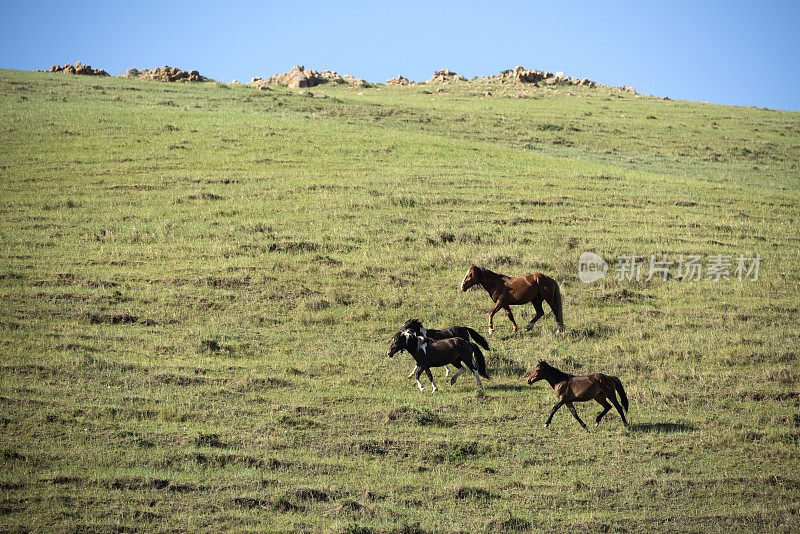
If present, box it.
[407,364,419,379]
[544,399,566,427]
[425,369,438,392]
[609,394,629,427]
[525,296,545,331]
[488,299,504,334]
[595,397,612,427]
[414,367,425,392]
[504,306,518,333]
[471,367,484,388]
[461,357,483,389]
[450,365,467,385]
[565,402,587,429]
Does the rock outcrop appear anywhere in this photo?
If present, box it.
[252,65,368,89]
[124,66,205,82]
[386,75,410,86]
[478,66,635,93]
[426,69,467,83]
[49,61,109,77]
[318,70,368,86]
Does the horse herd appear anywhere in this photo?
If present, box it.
[386,265,629,429]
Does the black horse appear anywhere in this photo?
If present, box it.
[387,329,488,392]
[399,319,489,378]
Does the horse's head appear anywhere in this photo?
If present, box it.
[401,318,428,337]
[527,360,549,384]
[387,331,406,357]
[401,318,423,331]
[460,264,480,291]
[387,329,420,357]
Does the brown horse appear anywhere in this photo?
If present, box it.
[527,360,628,428]
[460,265,564,334]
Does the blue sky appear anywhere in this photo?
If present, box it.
[2,1,798,110]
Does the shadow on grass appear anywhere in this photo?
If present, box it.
[488,384,529,392]
[629,422,695,433]
[497,332,529,341]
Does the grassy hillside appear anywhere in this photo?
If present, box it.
[1,68,798,532]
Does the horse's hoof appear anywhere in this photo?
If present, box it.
[432,387,438,393]
[488,328,494,335]
[543,423,549,428]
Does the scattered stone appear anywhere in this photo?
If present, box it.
[231,80,240,84]
[49,61,109,77]
[484,91,492,96]
[387,75,410,85]
[356,91,364,96]
[312,93,328,98]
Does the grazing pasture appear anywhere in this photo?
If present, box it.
[0,68,799,532]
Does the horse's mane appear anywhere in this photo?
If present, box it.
[541,360,574,382]
[478,265,506,281]
[402,318,422,330]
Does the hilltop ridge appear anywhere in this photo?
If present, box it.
[42,61,639,95]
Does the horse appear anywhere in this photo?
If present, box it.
[399,318,490,379]
[460,264,564,334]
[526,360,628,428]
[387,330,488,392]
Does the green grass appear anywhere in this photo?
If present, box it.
[1,69,799,532]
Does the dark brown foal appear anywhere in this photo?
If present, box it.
[387,330,488,391]
[527,360,629,428]
[399,318,490,379]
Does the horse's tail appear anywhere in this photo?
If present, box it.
[472,344,489,379]
[612,376,629,412]
[464,327,490,351]
[552,281,564,332]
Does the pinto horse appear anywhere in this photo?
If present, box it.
[399,318,489,379]
[527,360,629,428]
[387,330,488,392]
[460,265,564,334]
